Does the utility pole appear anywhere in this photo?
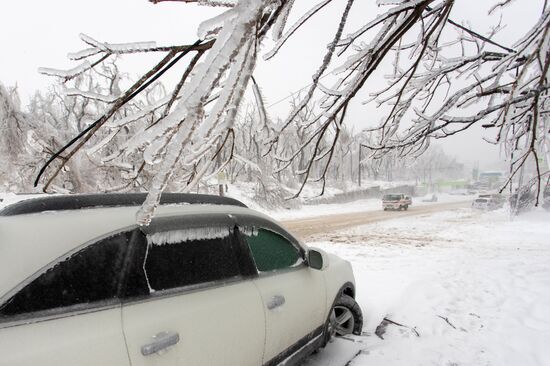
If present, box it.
[350,146,353,182]
[216,142,224,197]
[358,144,368,187]
[358,144,362,187]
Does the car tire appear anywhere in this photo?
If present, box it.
[321,294,363,347]
[404,205,408,210]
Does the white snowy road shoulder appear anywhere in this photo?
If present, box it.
[307,208,550,366]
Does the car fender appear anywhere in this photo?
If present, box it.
[320,252,356,320]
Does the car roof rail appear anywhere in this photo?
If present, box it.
[0,193,247,216]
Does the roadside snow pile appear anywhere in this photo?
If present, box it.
[308,208,550,366]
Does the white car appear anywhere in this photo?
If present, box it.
[0,193,362,366]
[382,193,410,211]
[472,194,505,211]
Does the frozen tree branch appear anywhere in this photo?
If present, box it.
[32,0,550,218]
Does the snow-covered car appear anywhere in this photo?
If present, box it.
[472,195,503,211]
[382,193,410,210]
[472,197,491,210]
[481,193,505,206]
[472,193,505,211]
[0,193,362,366]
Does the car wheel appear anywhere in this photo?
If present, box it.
[404,205,408,210]
[322,295,363,346]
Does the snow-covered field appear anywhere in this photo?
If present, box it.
[307,207,550,366]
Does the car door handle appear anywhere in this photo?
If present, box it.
[141,331,180,356]
[267,295,286,310]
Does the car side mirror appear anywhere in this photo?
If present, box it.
[308,248,329,271]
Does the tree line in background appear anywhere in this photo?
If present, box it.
[0,77,463,202]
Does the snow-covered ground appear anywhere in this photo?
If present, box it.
[307,207,550,366]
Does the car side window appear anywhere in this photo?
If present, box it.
[0,231,133,319]
[140,225,241,293]
[242,227,303,272]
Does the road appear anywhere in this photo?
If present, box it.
[281,201,470,239]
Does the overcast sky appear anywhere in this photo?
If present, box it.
[1,0,544,171]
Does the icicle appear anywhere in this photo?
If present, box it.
[147,226,231,245]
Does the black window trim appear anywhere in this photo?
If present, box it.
[0,300,122,330]
[0,225,139,328]
[119,276,247,307]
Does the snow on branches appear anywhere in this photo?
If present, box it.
[35,0,284,224]
[34,0,550,221]
[360,2,550,204]
[269,0,549,203]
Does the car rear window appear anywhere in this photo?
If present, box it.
[0,231,133,319]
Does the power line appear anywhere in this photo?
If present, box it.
[266,72,331,109]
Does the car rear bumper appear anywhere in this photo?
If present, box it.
[383,203,401,209]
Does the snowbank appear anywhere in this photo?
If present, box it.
[308,208,550,366]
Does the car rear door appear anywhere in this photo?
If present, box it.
[119,215,265,366]
[0,230,135,366]
[237,217,326,365]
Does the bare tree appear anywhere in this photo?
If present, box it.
[34,0,549,223]
[265,0,549,203]
[0,84,33,189]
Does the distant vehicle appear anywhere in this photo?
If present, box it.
[422,194,438,203]
[478,193,505,208]
[472,193,504,210]
[0,193,363,366]
[472,198,493,210]
[382,193,410,211]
